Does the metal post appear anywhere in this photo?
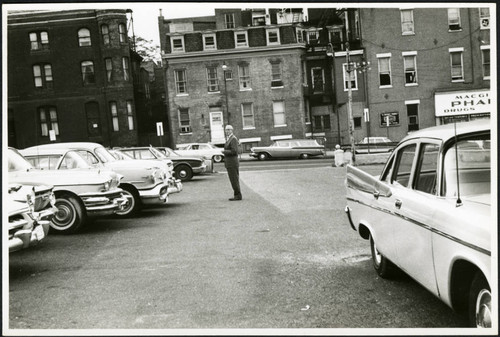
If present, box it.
[346,42,356,165]
[222,63,230,126]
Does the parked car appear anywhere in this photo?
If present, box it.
[250,139,326,160]
[9,147,128,234]
[176,143,224,163]
[344,120,491,327]
[108,148,135,161]
[8,183,57,252]
[24,142,182,215]
[121,146,207,182]
[354,136,396,154]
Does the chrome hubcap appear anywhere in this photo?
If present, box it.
[476,289,492,328]
[53,201,75,229]
[116,192,134,215]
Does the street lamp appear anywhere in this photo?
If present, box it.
[222,62,230,126]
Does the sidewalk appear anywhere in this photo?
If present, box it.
[239,151,390,165]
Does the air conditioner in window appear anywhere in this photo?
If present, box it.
[480,18,490,29]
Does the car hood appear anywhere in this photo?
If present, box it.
[9,168,114,186]
[8,197,30,216]
[105,159,168,171]
[171,156,203,162]
[462,194,491,206]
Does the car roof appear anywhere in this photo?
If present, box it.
[24,142,104,151]
[400,119,491,143]
[20,148,72,156]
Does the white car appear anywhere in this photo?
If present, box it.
[345,120,492,328]
[176,143,224,163]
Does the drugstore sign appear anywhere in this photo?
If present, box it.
[434,89,491,117]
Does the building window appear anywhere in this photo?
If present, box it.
[238,64,251,90]
[174,69,187,94]
[171,36,185,52]
[449,49,464,81]
[241,103,255,129]
[78,28,91,47]
[33,64,53,88]
[29,31,49,51]
[271,62,283,87]
[406,103,419,131]
[81,61,95,85]
[126,100,134,130]
[119,24,127,43]
[105,58,113,82]
[307,30,319,44]
[39,106,59,136]
[110,102,119,131]
[481,46,490,79]
[448,8,461,31]
[206,66,219,92]
[203,34,216,50]
[313,115,331,131]
[235,31,248,48]
[377,55,392,87]
[403,53,418,85]
[353,117,362,129]
[272,101,286,126]
[311,67,324,93]
[479,8,490,29]
[225,13,235,29]
[400,9,414,35]
[224,69,233,80]
[122,57,130,81]
[296,28,304,43]
[343,63,358,90]
[101,24,110,45]
[179,108,191,133]
[266,28,280,45]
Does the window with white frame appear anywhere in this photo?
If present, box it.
[267,28,280,45]
[449,49,464,81]
[238,64,251,90]
[38,106,59,136]
[78,28,91,47]
[313,115,331,131]
[270,61,283,87]
[105,58,113,82]
[171,36,185,52]
[101,25,110,45]
[126,100,134,130]
[307,30,319,44]
[119,24,127,43]
[203,34,216,50]
[479,8,490,29]
[206,66,219,92]
[178,108,191,133]
[81,61,95,85]
[225,13,235,29]
[377,55,392,87]
[342,63,358,90]
[273,101,286,126]
[448,8,461,31]
[311,67,324,93]
[241,103,255,129]
[122,57,130,81]
[296,28,304,43]
[481,46,490,79]
[174,69,187,94]
[400,9,414,35]
[29,31,49,50]
[403,52,418,85]
[33,64,53,88]
[110,101,119,131]
[235,31,248,48]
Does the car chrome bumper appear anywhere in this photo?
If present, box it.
[140,182,172,205]
[344,205,357,231]
[82,192,129,217]
[9,220,50,253]
[193,164,207,174]
[167,178,183,195]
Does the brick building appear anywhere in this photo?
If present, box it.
[7,9,141,148]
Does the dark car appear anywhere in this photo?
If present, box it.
[120,146,206,182]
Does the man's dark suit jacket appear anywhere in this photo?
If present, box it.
[223,135,239,168]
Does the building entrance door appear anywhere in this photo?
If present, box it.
[210,111,225,144]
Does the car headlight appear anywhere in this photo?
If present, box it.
[26,187,35,213]
[102,180,111,192]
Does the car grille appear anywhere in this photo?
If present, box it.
[9,214,29,233]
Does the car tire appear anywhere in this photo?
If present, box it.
[258,153,268,161]
[51,193,87,234]
[213,155,223,163]
[370,235,395,278]
[299,153,309,159]
[116,185,141,216]
[175,164,193,181]
[469,272,491,328]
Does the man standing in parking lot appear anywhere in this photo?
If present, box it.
[223,125,242,201]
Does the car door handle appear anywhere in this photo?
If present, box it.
[395,199,402,209]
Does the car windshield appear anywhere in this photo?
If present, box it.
[162,147,180,157]
[442,136,491,197]
[95,147,117,163]
[112,150,134,160]
[8,149,34,172]
[59,151,92,169]
[151,147,168,158]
